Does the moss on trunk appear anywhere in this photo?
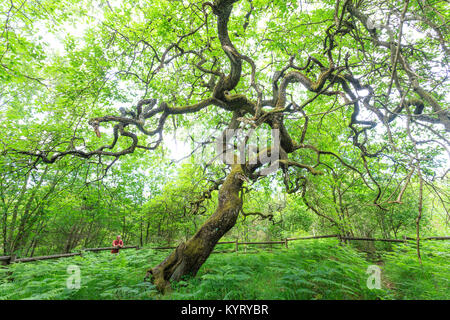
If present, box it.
[146,164,245,292]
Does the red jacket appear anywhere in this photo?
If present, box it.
[111,239,123,253]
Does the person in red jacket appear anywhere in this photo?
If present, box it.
[111,235,124,254]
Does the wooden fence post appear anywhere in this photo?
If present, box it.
[10,254,16,264]
[285,238,288,249]
[235,239,239,253]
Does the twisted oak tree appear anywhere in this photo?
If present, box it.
[16,0,449,291]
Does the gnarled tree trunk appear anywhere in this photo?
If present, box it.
[146,164,244,292]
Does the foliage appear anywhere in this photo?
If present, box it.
[168,240,387,300]
[0,249,162,300]
[0,0,448,299]
[382,241,450,300]
[3,240,448,300]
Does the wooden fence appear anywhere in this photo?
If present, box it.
[0,246,139,265]
[1,235,448,265]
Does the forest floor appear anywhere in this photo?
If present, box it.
[0,239,448,300]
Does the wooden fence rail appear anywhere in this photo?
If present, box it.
[1,234,448,265]
[16,253,82,263]
[82,245,139,252]
[339,237,405,243]
[287,234,339,241]
[405,236,450,241]
[238,241,285,245]
[0,246,140,265]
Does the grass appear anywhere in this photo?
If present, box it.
[0,248,163,300]
[381,241,450,300]
[168,240,386,300]
[0,239,447,300]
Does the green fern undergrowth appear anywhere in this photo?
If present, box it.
[0,239,447,300]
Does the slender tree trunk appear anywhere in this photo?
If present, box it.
[147,164,244,292]
[7,172,30,254]
[122,215,126,238]
[139,216,143,247]
[145,220,150,244]
[30,239,38,257]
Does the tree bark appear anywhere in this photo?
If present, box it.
[146,164,244,292]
